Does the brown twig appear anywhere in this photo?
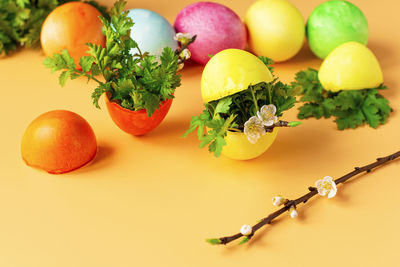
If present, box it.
[208,150,400,245]
[265,120,292,132]
[176,35,197,64]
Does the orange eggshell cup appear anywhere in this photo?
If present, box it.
[105,95,173,136]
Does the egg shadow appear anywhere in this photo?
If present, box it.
[368,41,398,99]
[368,41,397,70]
[133,118,196,151]
[76,144,116,174]
[255,124,334,168]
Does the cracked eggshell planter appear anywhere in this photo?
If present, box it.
[202,49,278,160]
[105,94,173,136]
[222,128,279,160]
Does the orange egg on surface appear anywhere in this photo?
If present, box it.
[40,2,105,68]
[21,110,97,174]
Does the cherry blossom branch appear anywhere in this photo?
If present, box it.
[207,150,400,245]
[175,35,197,64]
[237,120,301,132]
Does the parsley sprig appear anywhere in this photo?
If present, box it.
[183,59,296,157]
[44,0,192,117]
[293,69,392,130]
[0,0,108,56]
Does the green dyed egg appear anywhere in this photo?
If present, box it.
[307,0,369,59]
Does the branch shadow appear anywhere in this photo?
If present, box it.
[256,125,335,167]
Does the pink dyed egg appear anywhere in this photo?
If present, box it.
[174,2,247,65]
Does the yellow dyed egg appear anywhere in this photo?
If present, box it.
[221,129,278,160]
[201,49,273,103]
[319,42,383,91]
[245,0,305,62]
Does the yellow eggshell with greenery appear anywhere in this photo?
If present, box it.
[201,49,273,103]
[319,42,383,92]
[245,0,305,62]
[221,129,278,160]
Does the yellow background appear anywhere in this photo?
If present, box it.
[1,0,399,266]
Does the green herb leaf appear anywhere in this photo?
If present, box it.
[80,56,95,73]
[182,110,210,139]
[239,236,250,245]
[294,69,392,130]
[288,121,302,127]
[206,238,221,245]
[258,56,274,74]
[213,97,232,116]
[59,70,72,87]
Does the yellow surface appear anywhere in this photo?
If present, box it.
[319,42,384,91]
[245,0,305,62]
[201,49,273,103]
[222,129,279,160]
[1,0,399,266]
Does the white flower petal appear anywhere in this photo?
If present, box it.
[180,49,191,60]
[246,133,260,144]
[257,104,278,126]
[244,116,265,144]
[327,188,337,198]
[174,32,183,41]
[267,104,277,115]
[263,119,274,127]
[316,176,337,198]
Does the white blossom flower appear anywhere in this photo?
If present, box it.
[272,195,287,206]
[289,206,298,218]
[257,104,278,127]
[180,49,191,61]
[315,176,337,198]
[174,32,193,45]
[240,224,252,236]
[244,116,266,144]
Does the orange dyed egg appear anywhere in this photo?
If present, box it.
[40,2,105,68]
[21,110,97,174]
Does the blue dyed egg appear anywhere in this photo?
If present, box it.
[127,9,178,58]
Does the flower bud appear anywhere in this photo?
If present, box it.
[289,206,298,218]
[240,224,252,236]
[174,32,193,46]
[272,195,287,206]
